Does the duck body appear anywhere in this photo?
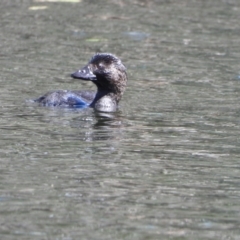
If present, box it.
[35,90,96,108]
[35,53,127,112]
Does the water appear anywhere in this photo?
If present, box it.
[1,0,240,239]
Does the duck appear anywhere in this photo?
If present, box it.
[34,53,127,112]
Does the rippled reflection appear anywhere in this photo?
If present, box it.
[1,0,240,239]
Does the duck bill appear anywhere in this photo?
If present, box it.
[71,65,97,81]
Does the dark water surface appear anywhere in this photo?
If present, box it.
[1,0,240,239]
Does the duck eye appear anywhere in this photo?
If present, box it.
[98,63,104,68]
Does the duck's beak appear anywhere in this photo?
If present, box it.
[71,65,97,81]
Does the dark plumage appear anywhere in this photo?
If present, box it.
[35,53,127,112]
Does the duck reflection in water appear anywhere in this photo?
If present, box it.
[35,53,127,113]
[84,111,125,142]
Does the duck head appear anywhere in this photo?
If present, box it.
[71,53,127,101]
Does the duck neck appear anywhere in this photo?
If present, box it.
[90,88,117,108]
[90,83,124,112]
[90,73,127,112]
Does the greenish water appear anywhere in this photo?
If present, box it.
[1,0,240,239]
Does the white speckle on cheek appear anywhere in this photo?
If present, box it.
[88,66,94,75]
